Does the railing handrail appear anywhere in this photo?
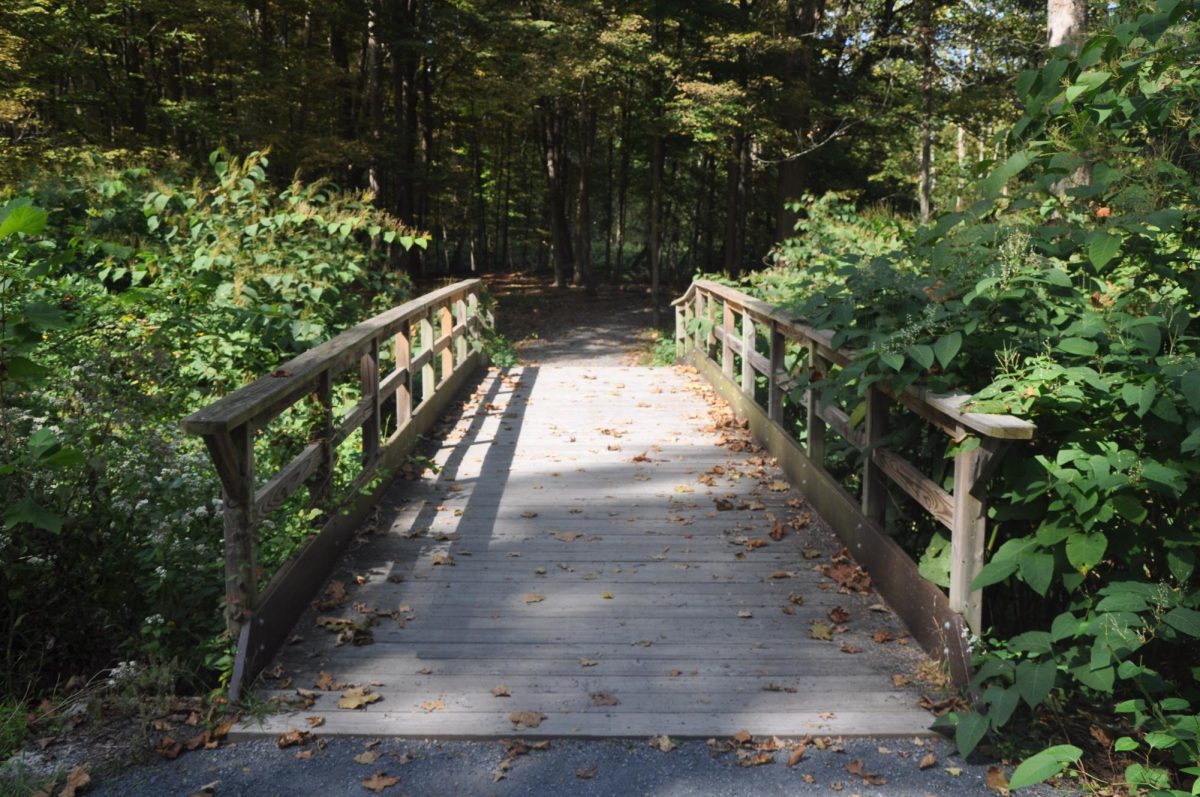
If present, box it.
[675,279,1035,441]
[183,279,482,435]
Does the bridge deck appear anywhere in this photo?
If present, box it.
[246,360,934,738]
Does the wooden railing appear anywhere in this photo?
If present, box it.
[674,280,1035,684]
[183,279,490,698]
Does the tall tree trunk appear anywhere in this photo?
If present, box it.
[613,92,631,286]
[539,103,574,288]
[649,134,665,325]
[955,123,967,211]
[776,0,824,241]
[917,0,934,224]
[574,102,596,294]
[365,0,384,199]
[1047,0,1086,50]
[603,133,614,281]
[722,130,747,278]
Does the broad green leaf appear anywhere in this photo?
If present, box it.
[1110,494,1147,524]
[973,558,1018,589]
[1057,337,1097,357]
[1066,532,1107,572]
[1008,631,1053,655]
[906,344,934,370]
[879,351,905,371]
[1087,230,1122,269]
[0,204,48,239]
[955,711,988,757]
[1163,607,1200,637]
[1009,745,1082,789]
[1182,371,1200,412]
[933,332,962,369]
[1016,658,1056,708]
[2,496,64,533]
[1019,551,1055,596]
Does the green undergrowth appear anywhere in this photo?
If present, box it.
[1,149,426,711]
[718,3,1200,792]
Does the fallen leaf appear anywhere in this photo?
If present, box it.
[355,750,380,764]
[58,764,90,797]
[787,742,808,767]
[430,552,454,566]
[839,643,862,654]
[576,766,598,779]
[579,658,598,667]
[945,767,963,776]
[419,699,445,712]
[590,692,620,706]
[769,520,786,541]
[744,538,769,550]
[649,735,677,752]
[733,729,752,745]
[360,772,400,793]
[918,751,937,769]
[829,606,850,624]
[801,549,821,559]
[316,672,335,691]
[600,592,613,600]
[277,729,313,749]
[521,511,538,518]
[872,630,894,643]
[891,674,911,687]
[185,781,220,797]
[674,484,694,493]
[737,610,753,619]
[768,480,789,492]
[810,622,833,641]
[491,684,511,698]
[768,571,792,580]
[987,765,1011,795]
[156,737,183,759]
[338,687,382,710]
[737,750,775,767]
[552,531,581,542]
[509,711,545,728]
[294,749,313,760]
[522,593,545,604]
[788,593,805,605]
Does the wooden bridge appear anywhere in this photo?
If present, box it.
[182,279,1034,739]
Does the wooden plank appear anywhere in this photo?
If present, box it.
[722,301,735,378]
[861,387,888,526]
[815,402,863,450]
[394,323,411,426]
[950,439,994,633]
[806,349,826,463]
[689,352,974,687]
[332,396,373,447]
[182,280,479,435]
[360,338,381,467]
[872,447,954,531]
[253,442,323,521]
[378,365,408,403]
[440,303,454,379]
[768,324,784,424]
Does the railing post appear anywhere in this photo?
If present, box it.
[454,294,468,365]
[806,346,827,462]
[740,313,755,398]
[693,292,704,353]
[950,440,992,633]
[768,324,784,425]
[704,294,717,359]
[209,425,257,635]
[675,302,686,359]
[360,338,380,468]
[439,302,454,381]
[395,321,412,427]
[722,301,735,378]
[861,386,888,526]
[420,313,435,402]
[312,371,335,507]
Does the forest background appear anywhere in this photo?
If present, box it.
[1,0,1198,794]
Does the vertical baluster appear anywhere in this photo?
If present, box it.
[950,441,991,633]
[420,313,435,401]
[395,321,412,428]
[768,324,784,425]
[722,301,735,378]
[440,302,454,380]
[212,425,257,636]
[740,313,755,398]
[861,386,888,526]
[806,346,827,463]
[360,338,380,468]
[454,295,468,365]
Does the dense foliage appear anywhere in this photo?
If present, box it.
[747,3,1199,791]
[0,150,420,702]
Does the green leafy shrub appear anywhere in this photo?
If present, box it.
[1,150,424,703]
[744,3,1200,791]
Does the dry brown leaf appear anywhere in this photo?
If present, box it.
[737,610,753,619]
[419,699,445,713]
[845,758,865,775]
[521,593,545,604]
[306,716,325,728]
[360,772,401,793]
[744,538,769,550]
[810,622,833,641]
[987,765,1011,795]
[58,764,90,797]
[316,672,335,691]
[801,549,821,559]
[829,606,850,624]
[430,552,454,566]
[839,642,862,654]
[891,674,912,687]
[674,484,694,494]
[510,711,545,728]
[552,531,581,542]
[590,692,620,706]
[768,480,789,492]
[185,781,220,797]
[579,658,598,667]
[769,520,786,541]
[491,684,511,698]
[355,750,380,764]
[338,687,381,710]
[576,766,598,779]
[600,592,614,600]
[521,511,538,518]
[787,593,805,605]
[737,750,775,767]
[156,737,183,759]
[733,729,752,745]
[649,735,677,752]
[294,749,314,761]
[787,742,808,767]
[768,571,792,580]
[918,751,938,769]
[277,729,312,749]
[872,630,894,643]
